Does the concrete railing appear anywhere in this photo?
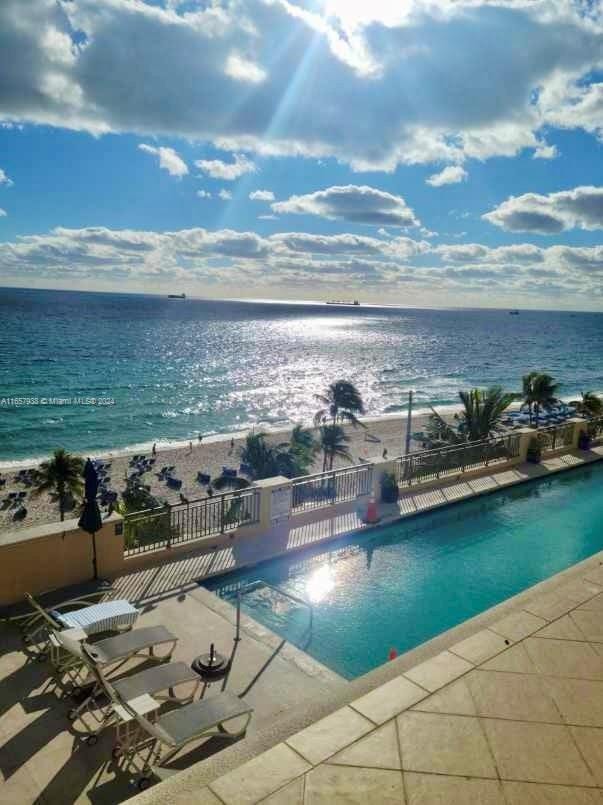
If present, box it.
[0,417,592,607]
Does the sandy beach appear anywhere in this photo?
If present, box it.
[0,413,437,534]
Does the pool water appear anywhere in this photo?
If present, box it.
[204,463,603,679]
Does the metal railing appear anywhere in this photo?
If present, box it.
[587,416,603,443]
[291,464,373,513]
[124,488,260,555]
[394,434,521,487]
[536,423,575,454]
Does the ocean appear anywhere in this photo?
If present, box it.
[1,287,602,463]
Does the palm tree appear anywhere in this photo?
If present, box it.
[569,391,603,418]
[287,424,318,476]
[32,448,84,521]
[427,386,516,445]
[314,380,366,429]
[319,424,352,471]
[522,372,559,426]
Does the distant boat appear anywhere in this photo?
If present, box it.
[326,299,360,306]
[168,293,186,299]
[509,310,519,315]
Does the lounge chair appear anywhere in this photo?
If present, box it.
[115,690,253,789]
[21,592,138,656]
[50,625,179,708]
[71,644,200,744]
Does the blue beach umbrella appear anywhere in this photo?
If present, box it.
[78,459,103,579]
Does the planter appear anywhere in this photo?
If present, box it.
[380,472,399,503]
[578,432,592,451]
[526,437,542,465]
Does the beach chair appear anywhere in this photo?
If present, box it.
[72,643,201,745]
[20,592,138,656]
[115,690,253,789]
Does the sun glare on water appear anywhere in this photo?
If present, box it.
[306,564,336,604]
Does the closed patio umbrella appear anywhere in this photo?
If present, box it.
[78,459,103,579]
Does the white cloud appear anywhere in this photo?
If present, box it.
[0,224,601,306]
[138,144,188,177]
[533,142,558,160]
[258,214,278,220]
[195,154,256,180]
[224,52,266,85]
[0,0,601,171]
[272,185,420,227]
[0,208,6,217]
[218,189,232,200]
[426,165,467,187]
[0,168,13,187]
[197,190,212,199]
[483,186,603,234]
[249,189,275,201]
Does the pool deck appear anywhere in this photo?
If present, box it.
[1,445,603,803]
[134,549,603,805]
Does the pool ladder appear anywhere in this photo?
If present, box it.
[236,580,314,642]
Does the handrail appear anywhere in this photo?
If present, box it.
[291,464,372,485]
[240,580,313,631]
[124,487,256,520]
[392,434,511,463]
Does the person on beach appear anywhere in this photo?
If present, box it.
[382,448,388,459]
[152,443,156,456]
[198,433,203,443]
[230,438,235,452]
[188,441,193,453]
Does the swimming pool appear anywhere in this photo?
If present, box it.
[204,462,603,679]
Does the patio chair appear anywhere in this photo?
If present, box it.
[72,643,201,745]
[116,690,253,789]
[20,592,138,657]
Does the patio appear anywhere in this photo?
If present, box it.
[0,586,342,804]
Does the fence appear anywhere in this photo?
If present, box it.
[394,434,521,487]
[587,416,603,443]
[291,464,373,513]
[124,488,261,555]
[536,423,575,454]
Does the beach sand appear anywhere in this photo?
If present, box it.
[0,413,437,533]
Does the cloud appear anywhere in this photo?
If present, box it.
[0,224,601,306]
[0,208,6,217]
[224,52,266,84]
[272,185,420,227]
[218,188,232,200]
[533,142,558,160]
[249,189,275,201]
[138,144,188,177]
[0,0,601,171]
[197,190,212,199]
[483,186,603,233]
[195,154,256,181]
[426,165,467,187]
[0,168,13,187]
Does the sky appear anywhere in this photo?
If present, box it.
[0,0,602,310]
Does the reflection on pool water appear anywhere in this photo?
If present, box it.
[204,463,603,679]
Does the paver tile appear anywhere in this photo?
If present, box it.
[304,764,404,805]
[466,670,561,722]
[286,706,373,765]
[570,726,603,787]
[544,677,603,727]
[503,781,602,804]
[351,676,426,724]
[210,743,310,805]
[524,637,603,679]
[403,651,472,693]
[480,642,539,674]
[411,679,476,716]
[489,610,547,642]
[483,719,595,786]
[536,614,586,641]
[397,712,497,778]
[404,772,505,805]
[571,610,603,642]
[328,722,401,770]
[450,629,509,665]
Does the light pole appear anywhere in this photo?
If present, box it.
[404,389,414,456]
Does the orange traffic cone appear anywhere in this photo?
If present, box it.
[365,497,380,524]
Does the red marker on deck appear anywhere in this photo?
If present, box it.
[388,647,398,661]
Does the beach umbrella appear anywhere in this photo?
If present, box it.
[78,458,103,579]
